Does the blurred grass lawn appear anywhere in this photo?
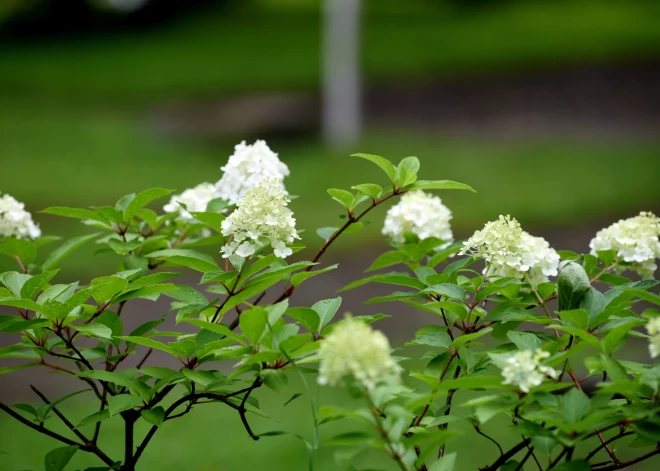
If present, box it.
[1,0,659,102]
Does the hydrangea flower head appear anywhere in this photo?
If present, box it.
[646,317,660,359]
[589,212,660,279]
[163,182,216,220]
[501,349,558,393]
[0,193,41,239]
[382,190,453,244]
[318,317,400,390]
[460,215,559,285]
[214,140,289,205]
[221,177,299,259]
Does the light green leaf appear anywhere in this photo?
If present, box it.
[107,394,144,416]
[291,264,339,287]
[408,180,476,192]
[141,406,165,426]
[44,445,78,471]
[351,183,382,199]
[286,307,320,333]
[327,188,355,209]
[312,297,342,330]
[352,153,396,182]
[560,388,590,424]
[424,284,466,301]
[146,249,218,273]
[117,336,178,357]
[72,323,113,339]
[41,206,109,224]
[239,307,268,345]
[124,188,172,221]
[430,452,457,471]
[180,318,245,344]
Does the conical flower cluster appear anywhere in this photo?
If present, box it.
[221,178,299,259]
[461,215,559,285]
[0,193,41,239]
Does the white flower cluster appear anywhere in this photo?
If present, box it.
[589,212,660,279]
[163,182,216,220]
[460,215,559,285]
[0,193,41,239]
[646,317,660,359]
[382,190,453,244]
[318,317,400,390]
[214,140,290,205]
[221,178,299,259]
[501,349,558,393]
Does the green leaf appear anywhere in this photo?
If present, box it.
[558,261,591,311]
[316,227,338,241]
[41,206,109,224]
[436,375,505,390]
[408,180,476,192]
[396,156,420,187]
[141,406,165,426]
[42,233,100,271]
[451,328,493,349]
[286,307,320,333]
[239,307,267,345]
[560,388,590,424]
[406,331,451,348]
[424,284,466,301]
[0,363,39,375]
[20,270,59,300]
[602,322,640,355]
[113,283,177,303]
[341,273,426,292]
[559,309,589,330]
[327,188,355,209]
[312,297,342,331]
[507,331,542,351]
[146,249,218,273]
[90,276,128,303]
[366,251,408,271]
[1,271,31,297]
[0,316,49,333]
[291,264,338,287]
[0,237,37,264]
[261,369,288,392]
[124,188,172,221]
[430,452,457,471]
[180,318,245,344]
[351,183,382,199]
[77,410,110,428]
[600,354,629,382]
[243,261,316,288]
[72,323,113,339]
[352,153,396,182]
[107,238,143,255]
[190,211,225,232]
[129,272,182,289]
[44,445,78,471]
[107,394,143,416]
[116,336,178,357]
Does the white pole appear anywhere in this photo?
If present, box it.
[323,0,361,147]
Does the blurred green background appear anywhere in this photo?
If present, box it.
[1,0,659,469]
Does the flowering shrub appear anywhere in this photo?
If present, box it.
[1,144,659,471]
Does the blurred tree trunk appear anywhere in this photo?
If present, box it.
[323,0,362,147]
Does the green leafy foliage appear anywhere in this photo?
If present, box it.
[0,152,657,471]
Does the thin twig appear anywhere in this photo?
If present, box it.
[0,402,115,467]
